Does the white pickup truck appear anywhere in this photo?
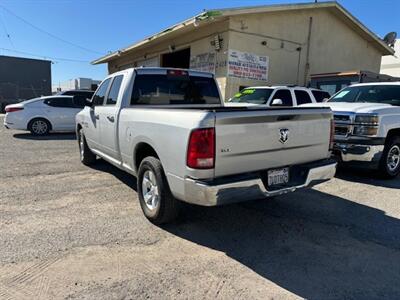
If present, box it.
[76,68,336,224]
[304,82,400,178]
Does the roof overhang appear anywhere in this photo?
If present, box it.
[92,1,394,65]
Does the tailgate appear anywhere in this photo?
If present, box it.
[214,108,332,177]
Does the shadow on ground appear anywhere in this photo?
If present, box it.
[13,132,76,141]
[336,166,400,189]
[90,159,138,191]
[90,159,400,299]
[166,190,400,299]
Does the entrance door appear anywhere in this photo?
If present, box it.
[161,48,190,69]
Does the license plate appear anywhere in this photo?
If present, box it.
[267,168,289,186]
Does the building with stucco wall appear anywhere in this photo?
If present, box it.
[92,1,393,100]
[381,39,400,77]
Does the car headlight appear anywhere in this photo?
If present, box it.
[353,126,378,136]
[354,114,379,125]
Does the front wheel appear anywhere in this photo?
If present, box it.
[379,136,400,178]
[29,118,50,135]
[78,129,96,166]
[137,157,179,224]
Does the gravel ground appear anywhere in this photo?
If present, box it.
[1,115,399,300]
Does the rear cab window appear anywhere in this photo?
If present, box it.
[130,72,220,105]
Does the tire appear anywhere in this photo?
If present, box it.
[78,128,96,166]
[378,136,400,178]
[28,118,51,135]
[137,156,179,224]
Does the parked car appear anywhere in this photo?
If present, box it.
[4,95,85,135]
[76,67,337,224]
[226,86,330,106]
[303,82,400,178]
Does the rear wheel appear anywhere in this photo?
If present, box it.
[28,118,50,135]
[379,136,400,178]
[137,156,179,224]
[78,128,96,166]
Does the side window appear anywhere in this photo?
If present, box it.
[294,90,312,105]
[271,89,293,106]
[44,97,74,108]
[312,90,331,102]
[92,78,111,106]
[106,75,123,105]
[72,96,86,108]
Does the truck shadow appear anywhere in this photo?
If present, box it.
[90,159,138,191]
[13,132,76,140]
[335,167,400,189]
[163,189,400,299]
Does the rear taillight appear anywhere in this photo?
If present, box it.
[329,118,335,150]
[5,107,24,113]
[187,128,215,169]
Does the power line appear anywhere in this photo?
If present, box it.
[0,9,15,49]
[0,4,103,55]
[0,47,91,63]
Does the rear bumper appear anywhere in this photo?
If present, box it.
[182,159,337,206]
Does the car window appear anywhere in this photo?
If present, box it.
[271,89,293,106]
[312,90,331,102]
[72,96,86,108]
[44,97,74,108]
[106,75,123,105]
[131,74,220,105]
[294,90,312,105]
[330,85,400,106]
[92,78,111,106]
[229,88,274,104]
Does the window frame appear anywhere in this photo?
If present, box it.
[105,75,124,106]
[92,78,112,107]
[294,89,313,105]
[269,89,293,106]
[43,97,75,108]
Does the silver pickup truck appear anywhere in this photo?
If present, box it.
[76,68,336,224]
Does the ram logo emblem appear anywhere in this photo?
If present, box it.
[279,128,289,144]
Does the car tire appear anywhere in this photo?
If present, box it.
[137,156,179,224]
[78,128,96,166]
[28,118,51,135]
[378,136,400,178]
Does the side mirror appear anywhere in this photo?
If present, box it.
[85,98,93,107]
[271,98,283,106]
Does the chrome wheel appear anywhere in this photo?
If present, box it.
[387,145,400,172]
[31,120,48,135]
[141,170,159,211]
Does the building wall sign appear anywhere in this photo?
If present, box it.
[227,49,269,81]
[190,53,216,73]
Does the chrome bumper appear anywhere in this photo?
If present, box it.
[334,143,384,163]
[183,161,337,206]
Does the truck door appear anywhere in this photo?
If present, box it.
[98,75,124,159]
[84,78,111,151]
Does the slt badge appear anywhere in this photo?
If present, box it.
[279,128,289,144]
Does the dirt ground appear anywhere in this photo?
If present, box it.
[1,115,399,300]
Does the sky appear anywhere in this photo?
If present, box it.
[0,0,399,88]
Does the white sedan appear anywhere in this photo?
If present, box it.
[4,96,86,135]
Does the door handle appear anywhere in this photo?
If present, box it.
[107,116,115,122]
[94,114,100,120]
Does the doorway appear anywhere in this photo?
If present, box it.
[161,48,190,69]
